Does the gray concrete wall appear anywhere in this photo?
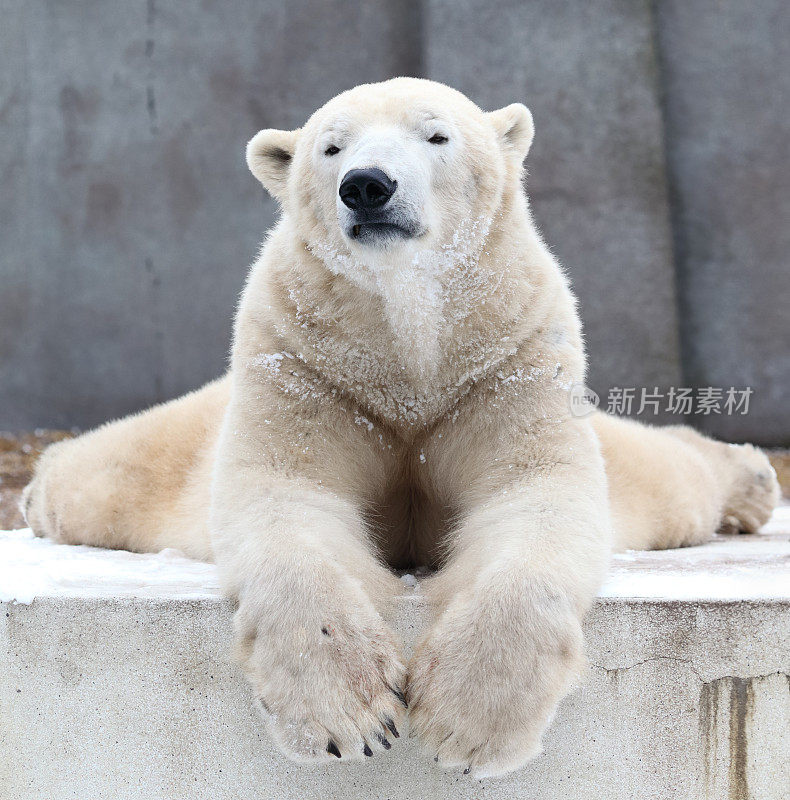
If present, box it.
[1,0,788,443]
[655,0,790,444]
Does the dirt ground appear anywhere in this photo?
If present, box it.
[1,430,789,531]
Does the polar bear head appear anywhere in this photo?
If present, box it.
[246,78,533,270]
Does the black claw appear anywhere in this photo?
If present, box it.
[383,716,400,738]
[376,732,391,750]
[363,743,373,757]
[391,687,408,707]
[327,740,341,758]
[434,755,439,763]
[463,766,471,775]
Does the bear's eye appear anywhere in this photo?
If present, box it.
[428,133,449,145]
[324,145,341,156]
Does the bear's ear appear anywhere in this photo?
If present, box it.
[488,103,534,161]
[246,128,300,200]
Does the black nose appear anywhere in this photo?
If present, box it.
[339,168,396,211]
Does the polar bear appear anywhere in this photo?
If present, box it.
[23,78,779,778]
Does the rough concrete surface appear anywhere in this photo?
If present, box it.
[1,511,789,800]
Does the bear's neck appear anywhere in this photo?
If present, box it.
[254,201,570,429]
[308,214,510,384]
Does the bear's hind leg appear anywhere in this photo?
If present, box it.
[594,411,780,552]
[22,377,229,561]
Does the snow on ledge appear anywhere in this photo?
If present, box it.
[1,506,789,605]
[598,506,790,601]
[0,529,221,604]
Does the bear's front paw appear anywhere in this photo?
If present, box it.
[236,595,407,763]
[407,587,584,778]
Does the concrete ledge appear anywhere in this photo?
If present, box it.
[2,510,789,800]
